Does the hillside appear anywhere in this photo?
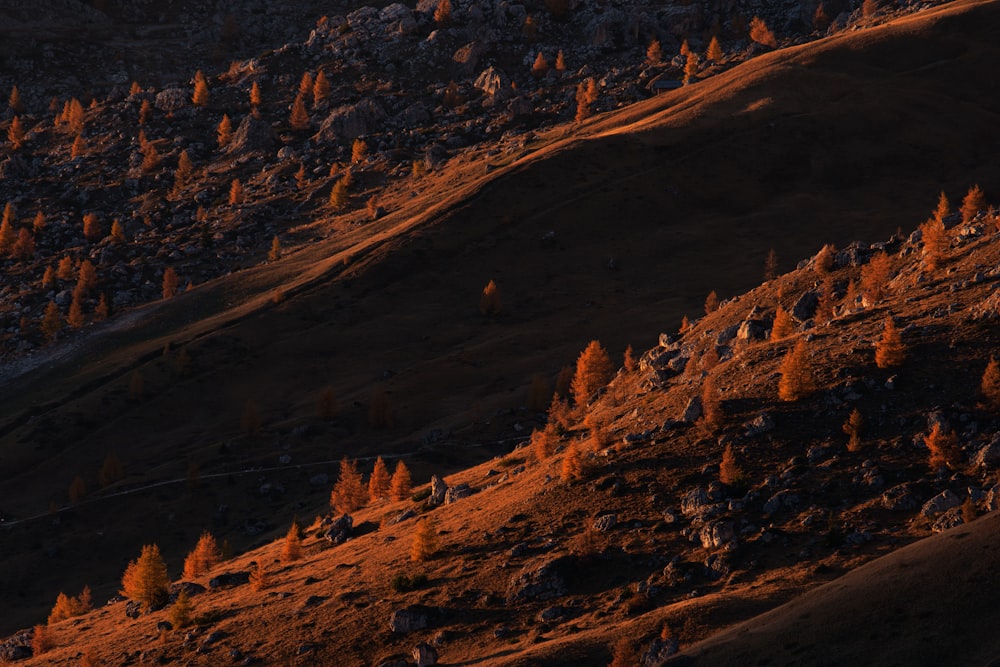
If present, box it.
[2,0,1000,663]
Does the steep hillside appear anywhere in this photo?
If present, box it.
[2,0,1000,655]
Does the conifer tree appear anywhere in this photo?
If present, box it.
[67,291,85,329]
[138,99,152,125]
[532,52,549,77]
[719,444,742,486]
[174,150,193,189]
[815,279,836,321]
[42,300,62,342]
[71,134,86,158]
[9,86,23,114]
[368,456,391,502]
[95,294,110,321]
[192,70,210,106]
[331,457,368,513]
[0,207,15,253]
[228,178,243,205]
[217,114,233,148]
[701,374,722,428]
[555,50,567,71]
[162,267,179,299]
[683,52,700,85]
[480,279,501,315]
[707,36,724,62]
[531,424,558,462]
[183,531,221,578]
[120,544,170,611]
[764,248,778,280]
[299,72,314,103]
[267,235,281,262]
[574,78,598,123]
[843,408,863,452]
[860,251,891,304]
[815,243,835,273]
[646,39,662,65]
[609,637,639,667]
[874,317,905,368]
[7,115,25,149]
[330,178,349,210]
[434,0,452,25]
[82,212,101,241]
[389,460,412,501]
[919,216,948,272]
[169,590,193,629]
[110,219,125,244]
[961,184,987,223]
[99,453,124,488]
[249,81,262,108]
[48,593,77,624]
[561,440,584,481]
[981,358,1000,411]
[317,385,338,420]
[704,290,719,314]
[313,71,331,106]
[932,190,950,223]
[351,138,368,163]
[679,39,691,57]
[925,423,959,470]
[32,210,45,232]
[749,16,777,47]
[570,340,613,406]
[410,517,439,562]
[288,93,309,130]
[623,345,637,372]
[250,562,269,591]
[32,625,52,655]
[770,304,794,340]
[13,227,34,260]
[280,520,303,563]
[778,338,814,401]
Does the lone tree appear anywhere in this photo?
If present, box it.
[919,216,948,272]
[777,339,814,401]
[925,423,959,471]
[217,114,233,148]
[770,304,794,341]
[162,267,179,299]
[571,340,613,406]
[575,78,597,122]
[313,71,331,106]
[707,36,724,62]
[410,516,439,562]
[182,531,221,579]
[290,94,310,130]
[701,374,723,428]
[704,290,719,314]
[480,279,501,315]
[561,440,584,481]
[120,544,170,612]
[389,460,412,500]
[192,70,210,106]
[749,16,777,47]
[434,0,452,25]
[719,444,743,486]
[961,184,987,223]
[874,317,905,368]
[860,251,891,305]
[843,408,863,452]
[368,456,391,502]
[280,520,303,563]
[646,39,662,65]
[331,457,368,513]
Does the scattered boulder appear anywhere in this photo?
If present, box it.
[380,3,417,35]
[389,605,433,634]
[228,113,276,154]
[921,490,961,517]
[445,483,473,504]
[169,582,206,601]
[125,600,143,618]
[208,571,251,589]
[972,435,1000,469]
[325,514,354,544]
[506,556,573,603]
[474,66,511,99]
[642,636,679,665]
[681,395,702,423]
[931,507,964,533]
[429,475,448,506]
[763,490,800,515]
[314,99,386,141]
[154,88,187,111]
[412,642,438,667]
[593,513,617,532]
[698,520,735,549]
[792,290,819,321]
[881,483,918,511]
[745,413,775,436]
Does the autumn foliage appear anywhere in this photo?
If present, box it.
[571,340,613,406]
[411,516,439,561]
[369,456,391,501]
[480,279,501,315]
[749,17,777,47]
[925,423,959,471]
[183,531,221,579]
[980,358,1000,411]
[331,457,368,513]
[120,544,170,611]
[874,317,905,369]
[777,339,814,401]
[390,460,412,500]
[281,520,303,563]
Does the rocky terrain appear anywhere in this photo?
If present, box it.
[1,0,1000,664]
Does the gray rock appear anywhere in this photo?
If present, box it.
[413,642,438,667]
[745,413,775,436]
[154,88,188,111]
[681,395,702,423]
[593,513,617,532]
[314,99,386,141]
[474,66,511,99]
[538,606,565,622]
[882,484,920,512]
[309,473,330,487]
[325,513,353,544]
[169,582,206,601]
[208,571,250,589]
[921,490,961,517]
[507,556,573,603]
[737,318,768,341]
[452,42,485,77]
[680,487,711,517]
[445,483,473,504]
[390,605,432,633]
[642,636,679,666]
[698,520,735,549]
[972,435,1000,469]
[125,600,143,618]
[429,475,448,506]
[792,290,819,321]
[229,113,276,154]
[984,484,1000,511]
[931,507,964,533]
[380,3,417,34]
[763,490,800,515]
